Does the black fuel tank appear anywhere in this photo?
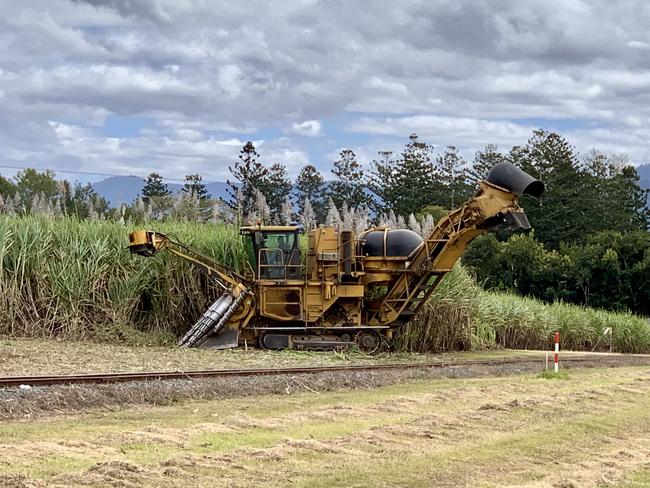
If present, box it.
[362,229,423,258]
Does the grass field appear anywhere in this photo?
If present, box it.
[1,365,650,487]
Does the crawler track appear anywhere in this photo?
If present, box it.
[2,354,648,388]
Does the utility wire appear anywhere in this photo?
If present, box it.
[0,164,193,183]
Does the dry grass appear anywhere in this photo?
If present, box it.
[1,366,650,487]
[3,336,639,377]
[0,337,451,376]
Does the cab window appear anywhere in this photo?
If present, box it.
[253,231,303,279]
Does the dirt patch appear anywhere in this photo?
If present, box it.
[0,475,46,488]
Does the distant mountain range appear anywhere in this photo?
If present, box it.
[92,176,230,206]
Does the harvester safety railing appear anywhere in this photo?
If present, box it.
[257,248,304,281]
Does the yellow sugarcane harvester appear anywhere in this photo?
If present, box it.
[128,162,544,352]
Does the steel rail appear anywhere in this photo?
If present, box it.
[1,355,646,388]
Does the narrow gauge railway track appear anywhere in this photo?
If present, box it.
[1,355,647,388]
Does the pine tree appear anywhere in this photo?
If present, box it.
[264,163,292,223]
[330,149,369,209]
[182,174,210,200]
[142,172,171,202]
[225,141,269,219]
[142,172,172,218]
[470,144,506,181]
[181,174,211,221]
[583,151,648,232]
[295,164,325,222]
[369,134,442,216]
[436,145,472,208]
[509,129,586,246]
[367,150,398,214]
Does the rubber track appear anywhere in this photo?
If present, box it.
[1,355,647,388]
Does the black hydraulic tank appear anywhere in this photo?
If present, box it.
[362,229,423,258]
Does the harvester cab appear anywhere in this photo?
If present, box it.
[128,161,544,352]
[240,225,304,280]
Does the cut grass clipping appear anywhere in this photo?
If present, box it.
[0,215,648,353]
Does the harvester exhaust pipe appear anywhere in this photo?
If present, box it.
[486,162,545,199]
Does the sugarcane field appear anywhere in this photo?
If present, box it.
[2,2,650,488]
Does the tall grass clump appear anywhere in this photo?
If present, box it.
[393,265,478,352]
[473,292,650,353]
[0,215,247,343]
[396,264,650,354]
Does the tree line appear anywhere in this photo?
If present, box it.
[2,129,646,244]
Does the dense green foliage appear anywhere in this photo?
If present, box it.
[0,169,109,219]
[510,130,648,247]
[459,130,649,318]
[464,231,650,316]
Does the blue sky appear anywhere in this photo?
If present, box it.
[1,0,650,184]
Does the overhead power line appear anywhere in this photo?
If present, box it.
[0,164,191,183]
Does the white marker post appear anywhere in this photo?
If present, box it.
[554,332,560,373]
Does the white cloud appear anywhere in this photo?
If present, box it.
[290,120,322,137]
[347,115,533,148]
[628,40,650,49]
[0,0,649,184]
